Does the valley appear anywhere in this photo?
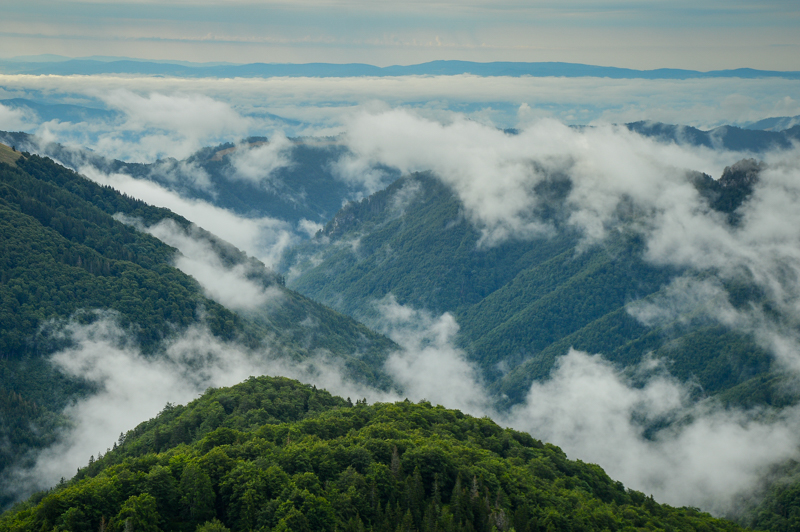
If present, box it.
[2,113,800,530]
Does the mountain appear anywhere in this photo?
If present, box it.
[0,131,385,226]
[0,375,744,532]
[0,144,396,505]
[625,121,800,152]
[3,119,796,238]
[280,167,780,407]
[1,58,799,80]
[744,115,800,132]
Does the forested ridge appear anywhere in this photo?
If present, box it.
[0,148,396,505]
[0,131,373,225]
[0,376,745,532]
[281,168,777,407]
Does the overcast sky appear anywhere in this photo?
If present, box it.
[1,0,799,70]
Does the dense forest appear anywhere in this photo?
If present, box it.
[0,376,745,532]
[3,136,800,529]
[280,166,778,408]
[0,146,396,506]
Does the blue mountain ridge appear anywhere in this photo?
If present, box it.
[1,58,799,80]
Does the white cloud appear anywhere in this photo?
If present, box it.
[374,295,491,415]
[139,218,283,311]
[9,316,387,496]
[0,103,35,131]
[226,133,294,186]
[508,350,800,515]
[298,218,324,237]
[79,165,297,268]
[93,90,252,161]
[2,74,799,141]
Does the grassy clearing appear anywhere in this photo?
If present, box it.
[0,142,22,167]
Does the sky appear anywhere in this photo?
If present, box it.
[1,0,799,70]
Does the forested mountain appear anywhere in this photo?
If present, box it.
[0,131,383,225]
[0,144,396,505]
[281,167,779,407]
[0,375,744,532]
[2,120,795,232]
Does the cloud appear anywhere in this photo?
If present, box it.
[78,165,298,268]
[0,103,36,131]
[368,296,800,515]
[297,218,324,237]
[135,218,283,311]
[337,109,737,246]
[507,349,800,516]
[11,294,800,518]
[147,158,215,193]
[91,90,253,162]
[2,74,799,144]
[336,110,800,376]
[373,295,491,415]
[226,133,294,186]
[8,315,389,498]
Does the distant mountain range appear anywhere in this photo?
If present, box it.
[2,57,799,80]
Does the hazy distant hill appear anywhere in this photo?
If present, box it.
[1,58,799,80]
[0,131,384,225]
[0,98,119,124]
[625,121,800,151]
[744,114,800,131]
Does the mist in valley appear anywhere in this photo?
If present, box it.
[3,76,800,520]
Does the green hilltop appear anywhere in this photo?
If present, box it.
[0,376,744,532]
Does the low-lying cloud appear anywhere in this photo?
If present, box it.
[9,316,386,499]
[227,134,294,186]
[135,218,283,311]
[16,296,800,518]
[79,165,298,268]
[508,349,800,516]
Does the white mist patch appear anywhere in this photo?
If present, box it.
[79,165,297,268]
[374,295,491,416]
[337,109,738,246]
[0,103,36,131]
[141,218,282,311]
[507,349,800,515]
[3,74,800,132]
[92,90,253,162]
[11,318,267,493]
[227,134,294,186]
[297,219,324,238]
[11,316,391,498]
[148,158,215,193]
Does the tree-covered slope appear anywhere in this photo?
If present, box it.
[281,170,774,405]
[0,147,396,501]
[0,131,383,225]
[0,375,744,532]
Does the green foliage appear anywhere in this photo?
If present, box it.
[0,376,744,532]
[0,154,397,506]
[283,172,776,407]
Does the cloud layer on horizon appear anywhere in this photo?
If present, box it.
[1,73,800,165]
